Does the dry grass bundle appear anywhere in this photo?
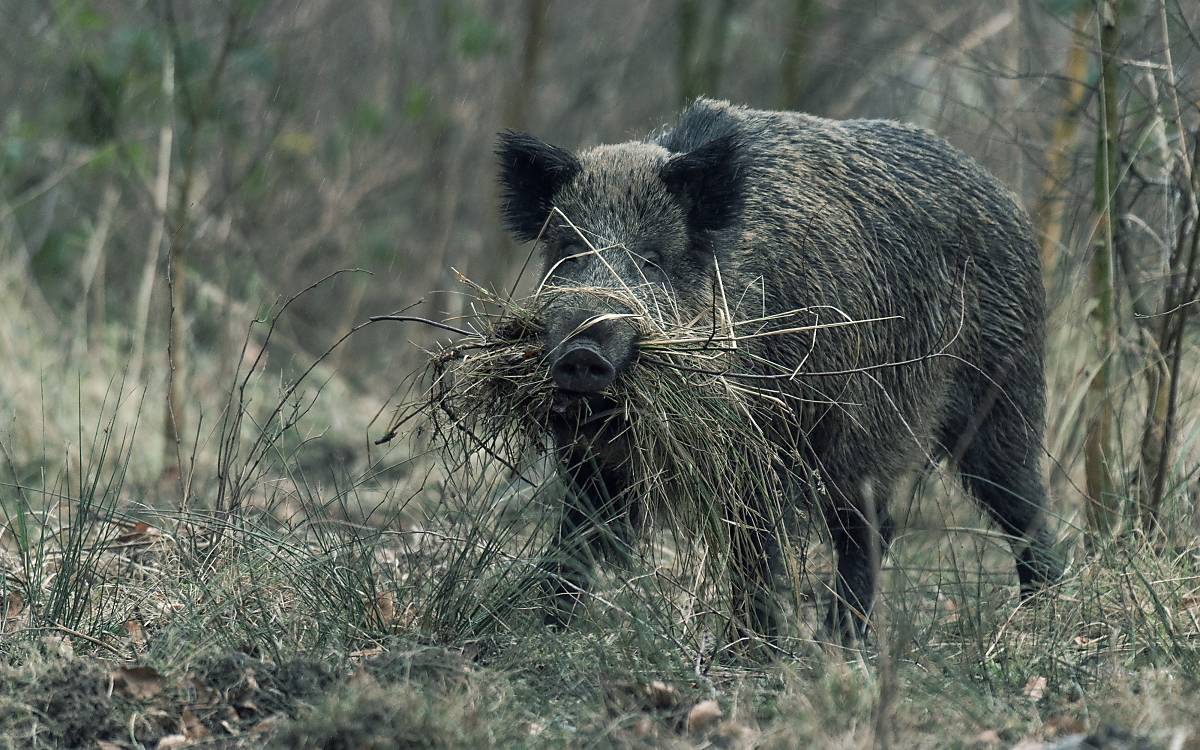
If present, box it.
[376,213,894,632]
[381,253,886,629]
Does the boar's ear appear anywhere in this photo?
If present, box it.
[659,133,744,235]
[496,130,582,242]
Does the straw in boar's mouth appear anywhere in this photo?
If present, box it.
[372,261,901,636]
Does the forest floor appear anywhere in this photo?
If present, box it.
[1,298,1199,749]
[2,414,1199,750]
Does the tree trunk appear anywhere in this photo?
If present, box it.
[702,0,737,97]
[1138,348,1170,531]
[1142,0,1200,533]
[1032,2,1090,279]
[163,171,191,481]
[1134,63,1176,534]
[131,43,174,388]
[159,0,244,483]
[1083,0,1120,543]
[487,0,552,299]
[75,180,119,360]
[677,0,737,105]
[777,0,818,109]
[677,0,703,104]
[504,0,550,134]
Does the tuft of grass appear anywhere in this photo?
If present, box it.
[272,649,524,750]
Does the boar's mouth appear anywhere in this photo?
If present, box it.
[548,388,626,450]
[546,330,629,439]
[550,388,619,416]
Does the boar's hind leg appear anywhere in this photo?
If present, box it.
[822,481,894,641]
[542,451,637,628]
[946,391,1063,596]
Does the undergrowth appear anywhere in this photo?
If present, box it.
[1,268,1199,748]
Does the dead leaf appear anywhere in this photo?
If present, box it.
[972,729,1001,745]
[124,619,147,652]
[1023,675,1047,701]
[631,716,656,738]
[180,707,209,739]
[1,590,23,633]
[249,714,286,734]
[372,590,396,626]
[113,666,165,700]
[42,634,73,660]
[715,721,756,747]
[347,663,378,689]
[116,521,161,545]
[98,742,126,750]
[349,645,384,660]
[239,667,260,692]
[1041,714,1086,736]
[3,590,22,618]
[188,677,217,705]
[644,680,680,710]
[937,594,960,624]
[154,734,188,750]
[237,700,259,715]
[396,603,418,630]
[687,699,723,733]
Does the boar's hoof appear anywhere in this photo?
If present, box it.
[823,597,870,646]
[541,575,585,629]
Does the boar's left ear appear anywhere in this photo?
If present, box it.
[496,130,582,242]
[659,133,744,235]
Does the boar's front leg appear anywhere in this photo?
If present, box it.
[822,480,895,642]
[729,522,783,651]
[541,449,638,628]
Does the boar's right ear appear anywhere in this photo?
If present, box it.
[496,130,582,242]
[659,133,744,235]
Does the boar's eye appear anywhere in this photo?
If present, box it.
[557,241,587,266]
[637,248,661,270]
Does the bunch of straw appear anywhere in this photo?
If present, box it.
[382,212,890,624]
[385,263,828,607]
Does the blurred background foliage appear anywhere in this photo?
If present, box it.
[1,0,1199,536]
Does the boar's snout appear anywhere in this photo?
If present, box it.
[545,310,636,395]
[551,340,616,393]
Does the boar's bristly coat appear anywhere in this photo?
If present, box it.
[495,98,1061,642]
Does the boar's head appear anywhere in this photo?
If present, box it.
[496,130,744,398]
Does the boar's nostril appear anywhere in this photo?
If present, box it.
[551,342,617,393]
